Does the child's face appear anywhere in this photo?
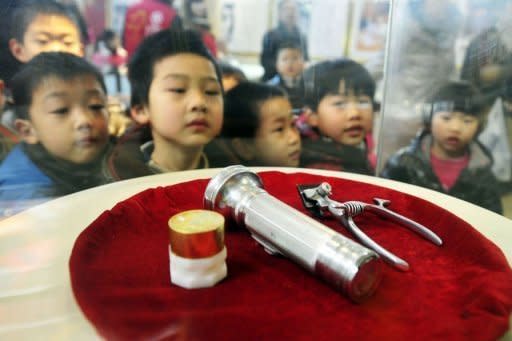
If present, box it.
[431,111,479,158]
[251,97,301,167]
[141,53,223,148]
[11,14,83,63]
[20,75,109,164]
[311,92,372,146]
[276,48,304,79]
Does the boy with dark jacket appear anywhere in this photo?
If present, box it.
[299,58,375,175]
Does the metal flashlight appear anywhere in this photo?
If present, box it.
[203,165,382,302]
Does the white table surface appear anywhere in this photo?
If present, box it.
[0,167,511,340]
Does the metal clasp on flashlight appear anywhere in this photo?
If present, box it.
[298,183,443,271]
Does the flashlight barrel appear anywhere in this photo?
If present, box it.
[204,165,382,301]
[243,192,381,301]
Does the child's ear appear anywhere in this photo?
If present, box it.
[231,138,255,161]
[130,105,150,125]
[9,38,30,63]
[14,119,39,144]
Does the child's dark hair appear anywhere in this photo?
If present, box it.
[219,62,247,82]
[11,52,106,120]
[424,81,485,130]
[303,58,375,111]
[276,40,303,56]
[128,29,222,107]
[222,82,287,138]
[429,81,483,115]
[10,0,81,43]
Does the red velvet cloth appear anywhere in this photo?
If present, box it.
[69,171,512,341]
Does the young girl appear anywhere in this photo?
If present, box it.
[208,81,301,168]
[266,41,305,109]
[381,81,503,214]
[0,52,114,217]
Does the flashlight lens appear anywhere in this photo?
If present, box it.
[349,256,382,302]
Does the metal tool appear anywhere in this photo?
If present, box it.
[298,182,443,271]
[204,166,382,301]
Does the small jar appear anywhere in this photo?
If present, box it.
[168,209,227,289]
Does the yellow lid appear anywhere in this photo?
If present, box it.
[168,210,225,258]
[169,209,224,234]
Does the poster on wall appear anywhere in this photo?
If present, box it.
[308,0,349,59]
[218,0,270,54]
[348,0,390,62]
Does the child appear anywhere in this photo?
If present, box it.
[381,81,503,214]
[299,58,376,175]
[260,0,309,81]
[110,29,223,178]
[266,40,305,109]
[208,81,301,168]
[2,0,86,135]
[0,52,115,217]
[9,0,84,64]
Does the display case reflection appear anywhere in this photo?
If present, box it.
[1,0,511,219]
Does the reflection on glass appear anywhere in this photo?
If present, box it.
[379,0,512,217]
[380,81,503,214]
[2,0,511,218]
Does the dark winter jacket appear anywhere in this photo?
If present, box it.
[107,126,154,180]
[108,125,210,178]
[267,74,305,109]
[0,142,116,217]
[380,131,503,214]
[300,133,374,175]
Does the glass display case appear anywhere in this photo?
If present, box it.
[0,1,511,339]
